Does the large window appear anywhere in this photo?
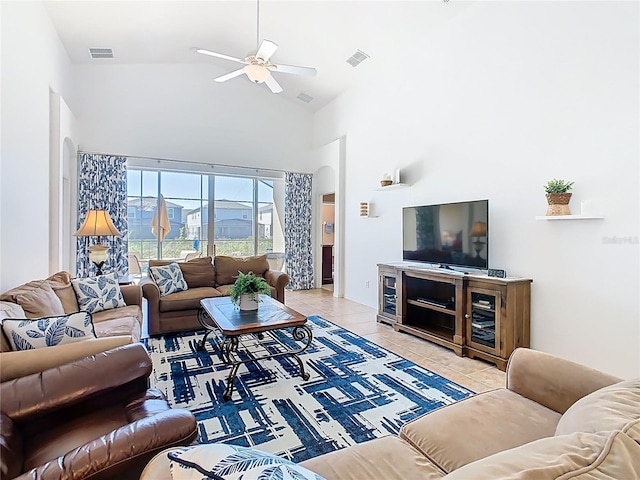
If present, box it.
[127,168,285,270]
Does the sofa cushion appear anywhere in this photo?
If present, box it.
[48,271,80,314]
[1,312,96,351]
[149,263,189,296]
[92,305,143,325]
[0,280,47,304]
[214,255,269,286]
[399,388,561,473]
[92,316,141,342]
[300,435,445,480]
[166,444,325,480]
[13,282,66,318]
[215,284,276,299]
[158,287,222,313]
[556,379,640,442]
[179,257,215,288]
[72,273,127,313]
[0,302,26,353]
[446,430,640,480]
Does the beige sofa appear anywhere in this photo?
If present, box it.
[0,271,143,382]
[142,255,289,336]
[300,348,639,479]
[138,348,640,479]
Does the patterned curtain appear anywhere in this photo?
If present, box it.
[284,172,314,290]
[76,153,128,277]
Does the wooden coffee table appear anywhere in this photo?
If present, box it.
[198,295,312,400]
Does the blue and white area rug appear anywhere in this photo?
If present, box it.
[144,315,474,463]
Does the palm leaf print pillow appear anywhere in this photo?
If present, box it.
[1,312,96,351]
[167,444,325,480]
[149,263,188,296]
[71,273,126,313]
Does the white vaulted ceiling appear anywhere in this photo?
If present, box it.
[44,1,472,111]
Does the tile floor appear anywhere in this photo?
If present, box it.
[287,288,506,393]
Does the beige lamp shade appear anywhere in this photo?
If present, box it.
[470,221,487,237]
[75,210,122,237]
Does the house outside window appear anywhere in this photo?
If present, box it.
[127,167,285,265]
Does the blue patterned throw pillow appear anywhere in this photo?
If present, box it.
[1,312,96,351]
[71,273,126,313]
[167,444,325,480]
[149,263,188,296]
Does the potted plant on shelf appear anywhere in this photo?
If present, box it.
[544,178,574,216]
[229,271,271,311]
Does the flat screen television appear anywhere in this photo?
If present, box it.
[402,200,489,269]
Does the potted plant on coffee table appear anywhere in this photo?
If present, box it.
[544,178,574,216]
[229,271,271,311]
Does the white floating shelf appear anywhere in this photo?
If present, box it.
[535,215,604,221]
[376,183,409,191]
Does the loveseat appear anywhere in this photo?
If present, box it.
[140,348,640,479]
[0,271,143,382]
[141,255,290,336]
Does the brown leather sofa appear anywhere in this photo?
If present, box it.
[0,343,198,480]
[142,255,289,336]
[0,271,144,382]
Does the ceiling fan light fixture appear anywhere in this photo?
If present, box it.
[244,64,270,83]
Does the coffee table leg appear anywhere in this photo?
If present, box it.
[224,363,241,401]
[291,325,313,381]
[221,335,240,400]
[196,308,217,351]
[197,330,212,351]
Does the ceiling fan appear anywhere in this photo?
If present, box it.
[194,1,317,93]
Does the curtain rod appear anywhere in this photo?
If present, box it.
[77,150,311,175]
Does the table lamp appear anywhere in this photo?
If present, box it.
[470,221,487,259]
[75,210,122,276]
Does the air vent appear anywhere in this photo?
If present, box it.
[89,48,114,59]
[296,93,314,104]
[346,49,369,67]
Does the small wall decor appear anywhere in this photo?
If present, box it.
[359,202,370,217]
[324,222,334,234]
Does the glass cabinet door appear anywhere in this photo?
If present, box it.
[466,288,501,355]
[382,274,397,316]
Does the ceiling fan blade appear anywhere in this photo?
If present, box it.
[214,68,246,82]
[264,75,283,93]
[255,40,278,61]
[272,63,317,77]
[194,47,246,64]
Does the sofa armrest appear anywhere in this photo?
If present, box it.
[141,278,162,336]
[264,270,290,303]
[19,409,197,480]
[1,343,152,422]
[121,284,143,307]
[0,335,133,383]
[506,347,622,414]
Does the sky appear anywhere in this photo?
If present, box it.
[127,169,277,211]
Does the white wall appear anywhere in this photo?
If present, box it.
[312,2,639,378]
[68,64,314,172]
[0,1,74,291]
